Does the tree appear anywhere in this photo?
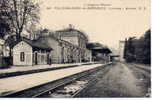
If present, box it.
[124,29,151,64]
[123,38,127,59]
[1,0,40,40]
[0,19,10,38]
[134,29,150,64]
[0,1,11,38]
[142,29,151,64]
[133,38,144,63]
[125,37,136,62]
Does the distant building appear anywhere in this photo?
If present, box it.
[12,38,52,65]
[29,32,40,40]
[119,41,125,62]
[21,30,30,39]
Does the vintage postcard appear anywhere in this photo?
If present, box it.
[0,0,151,98]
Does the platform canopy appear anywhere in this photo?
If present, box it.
[87,42,112,54]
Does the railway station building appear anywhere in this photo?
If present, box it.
[6,26,109,66]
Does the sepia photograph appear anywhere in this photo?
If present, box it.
[0,0,151,98]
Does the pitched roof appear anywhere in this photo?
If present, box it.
[13,37,53,51]
[25,38,53,51]
[56,28,80,33]
[37,35,79,49]
[87,42,112,54]
[86,43,105,49]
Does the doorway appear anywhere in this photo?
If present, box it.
[35,52,38,65]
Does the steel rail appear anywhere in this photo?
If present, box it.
[127,63,150,79]
[132,64,151,74]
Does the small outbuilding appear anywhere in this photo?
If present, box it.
[12,38,52,66]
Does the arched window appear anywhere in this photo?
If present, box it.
[20,52,25,62]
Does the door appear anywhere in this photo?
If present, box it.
[47,53,51,65]
[35,52,38,65]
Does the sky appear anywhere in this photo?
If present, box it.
[37,0,150,51]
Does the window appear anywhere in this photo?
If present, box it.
[20,52,25,62]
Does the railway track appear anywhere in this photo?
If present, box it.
[131,64,150,78]
[133,64,151,74]
[127,63,150,80]
[3,63,112,98]
[126,63,151,97]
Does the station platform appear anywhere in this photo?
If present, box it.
[0,63,107,96]
[0,62,94,78]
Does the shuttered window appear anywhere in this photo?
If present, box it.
[20,52,25,62]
